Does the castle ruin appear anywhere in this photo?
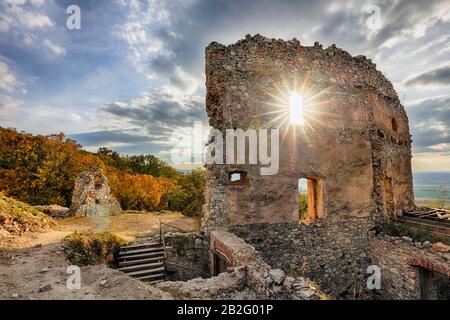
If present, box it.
[200,34,449,299]
[70,167,121,217]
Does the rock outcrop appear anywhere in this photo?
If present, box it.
[70,167,121,217]
[33,204,70,219]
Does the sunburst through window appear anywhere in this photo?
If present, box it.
[289,92,304,125]
[259,76,329,131]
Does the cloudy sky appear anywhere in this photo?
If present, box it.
[0,0,449,171]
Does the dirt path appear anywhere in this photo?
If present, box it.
[0,212,199,300]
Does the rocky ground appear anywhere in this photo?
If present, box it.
[0,212,199,300]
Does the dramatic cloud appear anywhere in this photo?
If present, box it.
[42,39,66,57]
[101,88,207,141]
[403,64,450,88]
[0,60,21,92]
[407,95,450,153]
[69,130,152,147]
[0,0,449,168]
[0,94,23,116]
[0,0,53,32]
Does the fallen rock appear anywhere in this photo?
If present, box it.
[283,276,295,289]
[33,204,70,219]
[432,242,450,253]
[269,269,285,285]
[265,276,274,286]
[402,236,413,242]
[297,288,315,299]
[38,284,53,292]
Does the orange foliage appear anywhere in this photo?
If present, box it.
[108,171,163,211]
[0,127,205,216]
[0,128,103,206]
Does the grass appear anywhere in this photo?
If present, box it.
[319,292,332,300]
[0,192,56,235]
[298,193,308,222]
[376,221,449,245]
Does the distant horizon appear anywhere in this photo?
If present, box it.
[413,171,450,173]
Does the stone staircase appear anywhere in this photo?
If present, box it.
[118,240,166,284]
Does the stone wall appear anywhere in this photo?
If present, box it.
[209,230,323,299]
[70,167,121,217]
[203,34,414,232]
[163,232,210,281]
[157,230,324,300]
[231,219,375,298]
[156,266,250,299]
[370,235,450,299]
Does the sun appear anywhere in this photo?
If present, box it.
[257,75,330,132]
[289,91,304,125]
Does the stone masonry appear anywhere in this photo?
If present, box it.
[163,232,210,281]
[70,167,121,217]
[370,235,450,299]
[157,230,323,300]
[231,219,373,297]
[202,34,416,298]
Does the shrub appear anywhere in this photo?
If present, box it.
[166,170,205,217]
[63,231,128,267]
[298,193,308,221]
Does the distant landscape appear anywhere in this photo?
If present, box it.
[0,127,205,216]
[413,172,450,208]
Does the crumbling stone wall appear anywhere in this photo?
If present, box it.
[231,220,373,298]
[203,34,415,298]
[163,232,210,281]
[157,230,323,299]
[209,230,324,299]
[204,34,414,229]
[370,235,450,299]
[70,167,121,217]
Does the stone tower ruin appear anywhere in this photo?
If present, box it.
[203,34,415,296]
[70,167,122,217]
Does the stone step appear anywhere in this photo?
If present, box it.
[119,262,164,272]
[121,242,161,250]
[126,267,165,277]
[119,247,164,256]
[119,257,164,266]
[118,252,165,260]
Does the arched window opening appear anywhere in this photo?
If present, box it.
[392,118,398,132]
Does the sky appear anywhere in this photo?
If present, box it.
[0,0,449,171]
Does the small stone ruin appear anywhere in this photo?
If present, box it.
[70,167,121,217]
